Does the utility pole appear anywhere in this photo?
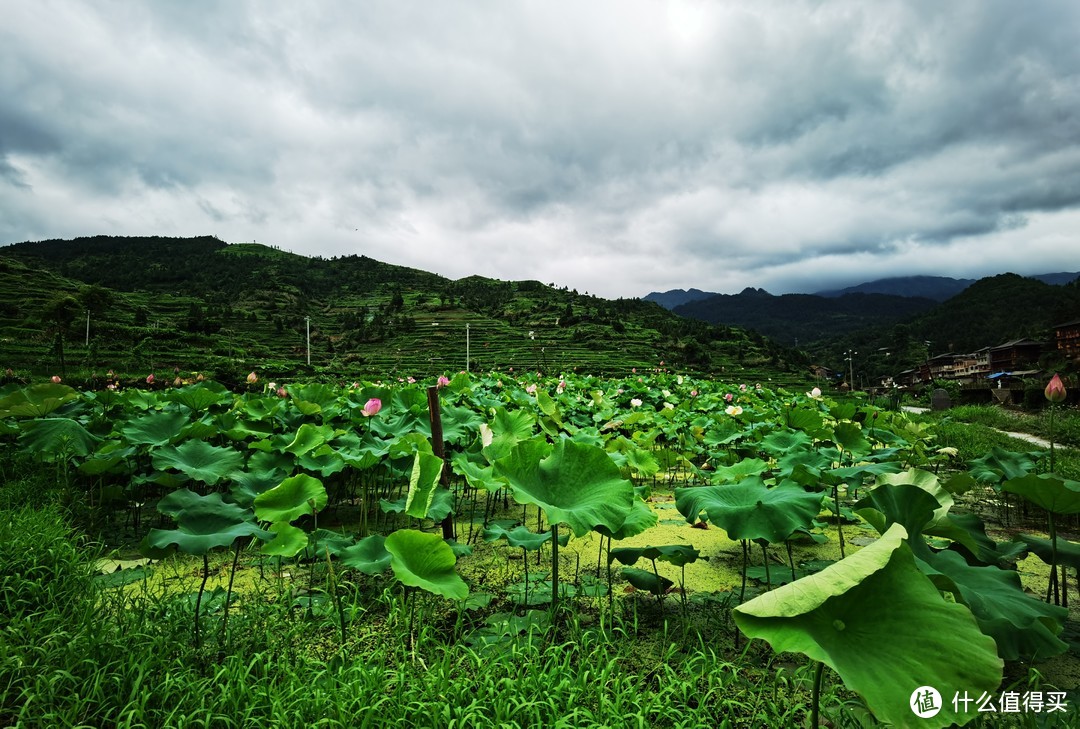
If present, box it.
[305,316,311,366]
[85,310,90,347]
[845,349,856,389]
[466,323,470,372]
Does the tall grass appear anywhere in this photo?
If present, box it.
[0,497,855,728]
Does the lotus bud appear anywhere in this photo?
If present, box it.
[247,371,258,384]
[277,387,288,398]
[361,398,382,417]
[5,368,14,378]
[146,374,155,384]
[173,377,182,387]
[1045,373,1067,403]
[51,375,61,384]
[196,373,205,382]
[437,375,451,389]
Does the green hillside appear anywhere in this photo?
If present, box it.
[1,236,807,387]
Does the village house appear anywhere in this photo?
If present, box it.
[1054,319,1080,363]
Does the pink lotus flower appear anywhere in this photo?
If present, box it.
[277,387,288,398]
[632,368,637,374]
[1045,373,1067,403]
[247,372,258,384]
[146,374,155,385]
[690,389,698,397]
[51,375,61,384]
[437,375,451,389]
[361,398,382,417]
[525,384,537,395]
[407,377,416,383]
[725,393,733,402]
[739,384,747,392]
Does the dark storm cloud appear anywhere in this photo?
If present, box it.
[2,0,1080,296]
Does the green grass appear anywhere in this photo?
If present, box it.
[1,497,860,728]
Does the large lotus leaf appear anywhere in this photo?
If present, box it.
[18,418,99,458]
[301,529,358,560]
[218,413,275,441]
[854,482,941,558]
[622,567,674,596]
[379,488,454,522]
[1001,473,1080,515]
[78,442,135,476]
[121,389,160,411]
[439,404,484,446]
[675,478,824,544]
[1011,534,1080,570]
[778,448,834,484]
[384,529,468,600]
[297,445,346,477]
[405,451,445,519]
[147,492,272,555]
[876,469,954,526]
[254,474,328,523]
[968,447,1038,485]
[283,423,336,457]
[155,488,207,518]
[339,534,392,575]
[623,446,660,478]
[151,439,244,485]
[733,524,1003,728]
[924,512,1025,566]
[828,461,902,481]
[921,549,1068,661]
[261,522,309,558]
[595,497,658,540]
[332,432,384,470]
[248,450,295,476]
[121,411,189,447]
[833,422,872,459]
[610,545,699,567]
[494,438,634,538]
[388,432,435,460]
[0,383,78,418]
[481,407,535,461]
[483,523,564,551]
[760,429,812,457]
[708,458,769,483]
[229,468,287,509]
[787,407,824,433]
[164,382,232,412]
[451,454,507,493]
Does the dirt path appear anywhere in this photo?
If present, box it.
[902,406,1067,450]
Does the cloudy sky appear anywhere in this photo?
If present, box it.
[3,1,1080,298]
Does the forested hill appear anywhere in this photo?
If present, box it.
[672,288,938,346]
[0,236,805,385]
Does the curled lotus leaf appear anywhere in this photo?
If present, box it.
[733,524,1003,728]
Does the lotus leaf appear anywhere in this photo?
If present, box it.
[254,474,328,523]
[261,522,308,558]
[147,492,272,556]
[733,524,1003,728]
[405,451,444,519]
[0,383,78,418]
[151,439,244,485]
[19,418,99,458]
[675,478,824,544]
[1001,473,1080,515]
[494,438,634,537]
[384,529,468,600]
[120,411,189,447]
[339,534,392,575]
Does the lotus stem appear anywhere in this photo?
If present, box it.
[220,541,241,645]
[761,542,771,590]
[551,522,560,611]
[811,660,825,728]
[194,553,210,649]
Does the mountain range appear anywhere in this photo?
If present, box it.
[645,272,1080,308]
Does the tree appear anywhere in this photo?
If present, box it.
[41,295,81,376]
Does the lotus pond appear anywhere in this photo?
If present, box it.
[1,372,1077,727]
